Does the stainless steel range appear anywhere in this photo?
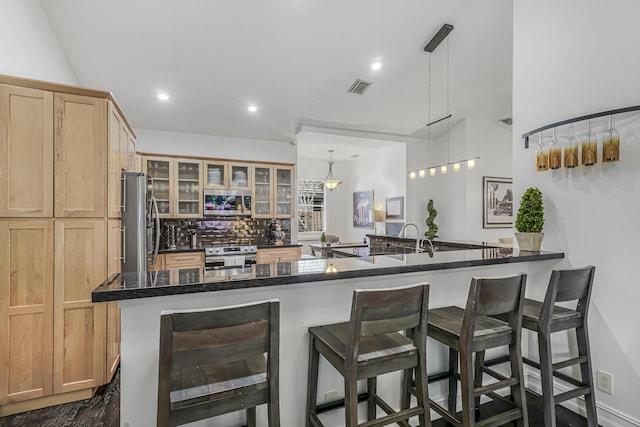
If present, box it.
[204,245,257,270]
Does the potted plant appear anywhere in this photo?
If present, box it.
[514,187,544,251]
[424,199,439,240]
[320,232,326,245]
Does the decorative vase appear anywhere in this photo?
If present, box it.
[514,232,544,251]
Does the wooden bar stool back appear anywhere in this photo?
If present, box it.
[489,266,598,426]
[157,299,280,427]
[306,283,431,427]
[426,273,528,427]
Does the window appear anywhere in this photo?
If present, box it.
[297,180,325,234]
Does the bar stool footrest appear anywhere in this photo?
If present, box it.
[428,399,461,426]
[360,407,422,427]
[474,377,519,397]
[555,385,592,404]
[476,407,523,427]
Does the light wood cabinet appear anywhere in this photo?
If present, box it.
[0,85,53,218]
[253,164,295,219]
[0,221,54,405]
[256,246,301,263]
[164,252,204,270]
[53,220,106,394]
[54,93,106,218]
[148,253,165,271]
[106,220,121,382]
[203,161,251,191]
[144,157,203,218]
[0,75,131,414]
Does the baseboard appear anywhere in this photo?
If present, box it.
[525,371,640,427]
[0,388,95,417]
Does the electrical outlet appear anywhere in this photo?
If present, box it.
[597,369,613,394]
[324,390,339,402]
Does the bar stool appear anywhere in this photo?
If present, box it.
[484,266,598,426]
[306,283,431,427]
[157,299,280,427]
[425,273,528,427]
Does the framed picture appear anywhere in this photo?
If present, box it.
[385,196,404,220]
[385,222,404,237]
[353,190,374,228]
[483,177,513,228]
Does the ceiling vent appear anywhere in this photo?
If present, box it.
[347,79,372,95]
[499,117,513,126]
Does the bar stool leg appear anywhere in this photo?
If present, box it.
[473,350,485,421]
[400,368,413,410]
[447,348,459,413]
[539,331,556,427]
[306,336,320,427]
[460,347,476,427]
[509,340,528,427]
[345,375,358,426]
[577,324,598,426]
[367,377,377,420]
[415,354,431,427]
[246,408,256,427]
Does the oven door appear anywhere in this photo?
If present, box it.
[205,254,256,269]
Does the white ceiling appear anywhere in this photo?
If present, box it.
[39,0,512,147]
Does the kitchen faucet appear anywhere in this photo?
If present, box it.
[397,222,421,253]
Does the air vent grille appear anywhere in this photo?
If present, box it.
[499,117,513,126]
[347,79,372,95]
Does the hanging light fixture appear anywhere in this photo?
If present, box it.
[321,149,342,191]
[408,23,480,178]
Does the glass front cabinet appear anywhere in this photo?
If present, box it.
[203,161,251,191]
[252,164,294,219]
[145,157,202,218]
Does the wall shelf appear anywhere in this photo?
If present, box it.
[522,105,640,148]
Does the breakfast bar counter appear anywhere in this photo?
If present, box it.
[94,246,565,426]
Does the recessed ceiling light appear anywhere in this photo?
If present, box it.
[371,61,382,71]
[157,93,169,101]
[248,105,258,112]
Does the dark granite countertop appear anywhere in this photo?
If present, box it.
[257,243,303,249]
[92,246,563,303]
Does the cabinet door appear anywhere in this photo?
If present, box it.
[203,161,227,189]
[107,102,123,219]
[53,220,106,394]
[253,165,273,218]
[128,133,136,172]
[174,159,202,218]
[274,165,294,218]
[228,162,251,191]
[106,220,121,382]
[165,252,204,270]
[0,221,54,404]
[54,94,106,218]
[0,85,53,217]
[144,156,172,217]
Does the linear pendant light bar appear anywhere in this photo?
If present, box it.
[408,156,479,178]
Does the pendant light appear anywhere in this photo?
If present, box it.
[321,149,342,191]
[408,23,479,178]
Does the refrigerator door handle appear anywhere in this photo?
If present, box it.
[151,197,160,265]
[120,225,126,261]
[121,172,126,211]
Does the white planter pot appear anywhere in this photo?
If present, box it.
[514,232,544,251]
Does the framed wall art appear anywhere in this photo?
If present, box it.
[353,190,374,228]
[385,196,404,220]
[483,177,513,228]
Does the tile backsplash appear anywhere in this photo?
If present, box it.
[160,217,291,248]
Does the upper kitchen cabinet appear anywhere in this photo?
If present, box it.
[175,159,202,218]
[144,156,202,218]
[203,161,251,191]
[108,102,137,219]
[252,164,294,219]
[145,156,172,217]
[0,85,53,218]
[54,93,106,218]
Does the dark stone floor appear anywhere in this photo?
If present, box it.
[0,370,593,426]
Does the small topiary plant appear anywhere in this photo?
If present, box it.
[424,199,439,240]
[320,232,326,243]
[515,187,544,233]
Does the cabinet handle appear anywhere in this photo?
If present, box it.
[120,172,126,210]
[172,256,196,261]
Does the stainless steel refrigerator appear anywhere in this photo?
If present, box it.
[121,172,160,272]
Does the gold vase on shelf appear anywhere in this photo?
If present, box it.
[564,123,579,168]
[549,128,561,169]
[535,134,548,172]
[581,120,597,166]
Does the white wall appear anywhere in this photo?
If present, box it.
[513,1,640,425]
[407,118,512,243]
[135,128,296,164]
[0,0,77,84]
